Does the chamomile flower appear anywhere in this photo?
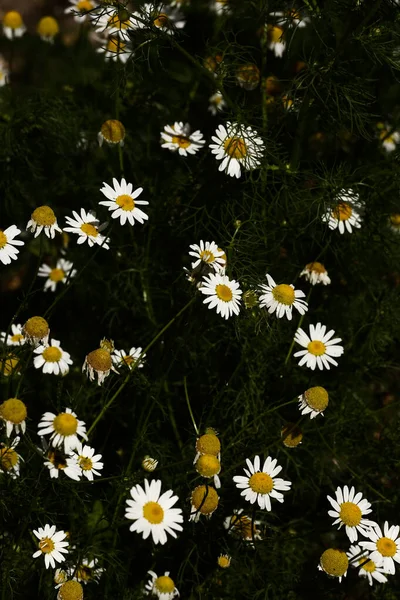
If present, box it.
[63,208,110,249]
[223,508,262,543]
[23,316,50,347]
[193,430,221,464]
[37,16,60,43]
[294,323,344,370]
[98,119,126,147]
[97,36,131,63]
[281,423,303,448]
[209,122,265,178]
[144,570,180,600]
[236,64,260,91]
[65,0,98,23]
[38,259,76,292]
[300,262,331,286]
[359,522,400,575]
[194,454,221,488]
[318,548,348,583]
[233,455,291,511]
[199,272,242,319]
[99,178,149,226]
[131,4,185,35]
[33,339,72,376]
[112,347,146,370]
[0,436,22,478]
[72,443,103,481]
[54,568,68,589]
[267,25,286,58]
[298,386,329,419]
[0,398,27,437]
[83,339,117,385]
[389,213,400,233]
[93,6,134,40]
[125,478,184,545]
[208,91,226,116]
[189,240,226,272]
[217,554,231,568]
[322,189,363,234]
[0,323,26,346]
[210,0,231,15]
[38,407,87,453]
[142,456,159,472]
[26,206,62,239]
[189,484,219,521]
[327,486,378,543]
[259,273,308,320]
[0,55,9,86]
[32,525,69,569]
[161,122,205,156]
[69,557,104,584]
[2,11,26,39]
[0,225,24,265]
[347,545,388,586]
[44,447,82,481]
[377,122,400,153]
[270,9,309,28]
[57,581,83,600]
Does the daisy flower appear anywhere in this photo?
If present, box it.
[0,398,27,437]
[82,339,117,385]
[125,479,184,545]
[144,570,180,600]
[142,456,159,472]
[359,522,400,575]
[208,91,226,116]
[189,484,219,521]
[2,11,26,39]
[63,208,110,249]
[298,386,329,419]
[327,486,378,543]
[347,545,388,586]
[294,323,344,370]
[322,189,363,234]
[54,568,69,589]
[0,55,9,86]
[98,119,126,147]
[69,557,104,584]
[38,259,76,292]
[318,548,348,582]
[72,442,103,481]
[57,581,83,600]
[32,524,69,569]
[93,6,134,40]
[0,436,22,478]
[377,122,400,153]
[65,0,98,23]
[0,323,26,346]
[236,64,260,91]
[0,225,24,266]
[38,407,87,453]
[189,240,226,272]
[194,454,221,488]
[199,272,242,319]
[259,273,308,320]
[194,430,221,463]
[389,213,400,233]
[161,122,205,156]
[99,178,149,226]
[270,9,309,28]
[209,122,265,178]
[131,4,185,35]
[44,447,82,481]
[233,455,291,511]
[300,262,331,286]
[37,16,59,43]
[223,508,262,543]
[33,339,72,376]
[26,206,62,239]
[267,25,286,57]
[112,347,146,370]
[23,316,50,347]
[96,36,131,63]
[217,554,231,568]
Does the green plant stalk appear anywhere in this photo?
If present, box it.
[284,288,313,366]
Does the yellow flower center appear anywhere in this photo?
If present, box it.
[53,413,78,436]
[390,214,400,228]
[31,206,56,227]
[143,501,164,524]
[191,485,219,514]
[307,340,326,356]
[108,14,129,29]
[230,514,259,540]
[268,25,284,43]
[120,355,135,367]
[0,447,18,470]
[80,222,98,237]
[281,423,303,448]
[10,333,24,343]
[339,502,362,527]
[272,283,295,306]
[306,261,326,274]
[217,554,231,568]
[24,316,49,340]
[0,355,20,376]
[100,119,126,143]
[87,348,112,372]
[48,449,68,470]
[376,537,397,557]
[0,231,7,249]
[3,11,23,29]
[0,398,27,424]
[196,433,220,456]
[49,268,65,282]
[359,558,376,572]
[39,537,55,554]
[75,564,93,581]
[37,16,59,37]
[199,249,215,263]
[320,548,349,577]
[107,37,126,53]
[195,454,220,477]
[288,9,301,19]
[76,0,94,13]
[215,284,233,302]
[249,472,274,494]
[223,137,247,159]
[237,64,260,83]
[42,346,62,363]
[58,580,83,600]
[116,194,135,211]
[153,13,171,28]
[304,386,329,411]
[155,576,175,593]
[171,135,191,148]
[332,201,352,221]
[79,456,93,471]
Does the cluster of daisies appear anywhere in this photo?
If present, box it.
[318,485,400,587]
[1,10,60,43]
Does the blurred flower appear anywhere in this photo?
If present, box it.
[38,407,87,453]
[300,262,331,286]
[389,213,400,233]
[236,64,260,90]
[298,386,329,419]
[32,524,69,569]
[64,208,110,249]
[65,0,98,23]
[112,347,146,370]
[322,189,363,234]
[195,454,221,488]
[210,0,230,15]
[38,259,76,292]
[189,484,219,521]
[223,508,262,543]
[294,323,344,370]
[0,225,24,265]
[98,119,125,147]
[33,339,72,376]
[161,122,205,156]
[267,25,285,57]
[93,6,134,40]
[208,91,226,115]
[72,442,103,481]
[27,206,62,239]
[189,240,226,272]
[318,548,348,582]
[270,9,309,28]
[0,398,27,437]
[0,323,26,346]
[377,122,400,153]
[0,436,22,478]
[217,554,231,568]
[259,274,308,320]
[37,16,60,43]
[97,36,131,62]
[327,486,377,543]
[199,272,242,319]
[209,122,265,178]
[360,522,400,575]
[347,545,388,586]
[233,455,291,511]
[99,178,149,226]
[44,447,82,481]
[0,55,9,86]
[144,570,179,599]
[131,4,185,35]
[23,316,50,347]
[2,11,26,39]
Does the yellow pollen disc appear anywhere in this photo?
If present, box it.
[79,456,93,471]
[108,14,129,29]
[306,261,326,274]
[339,502,362,527]
[223,137,247,159]
[281,423,303,448]
[215,284,233,302]
[191,485,219,514]
[195,454,220,477]
[304,386,329,411]
[307,340,326,357]
[37,16,59,37]
[107,37,126,53]
[272,283,295,306]
[39,537,55,554]
[53,413,78,436]
[377,537,397,557]
[196,433,220,456]
[116,194,135,211]
[24,316,49,339]
[31,206,56,226]
[153,13,171,28]
[87,348,112,372]
[0,356,20,376]
[390,214,400,227]
[143,501,164,524]
[49,268,65,282]
[48,449,67,469]
[171,135,191,148]
[200,249,215,263]
[249,472,274,494]
[58,580,84,600]
[268,25,284,43]
[10,333,24,343]
[155,576,175,594]
[76,0,94,13]
[359,558,376,572]
[320,548,349,577]
[100,120,125,143]
[0,398,27,424]
[42,346,62,363]
[0,231,7,249]
[217,554,231,568]
[80,222,98,237]
[3,11,23,29]
[0,447,18,470]
[230,514,258,539]
[332,201,352,221]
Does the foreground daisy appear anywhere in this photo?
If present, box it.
[0,323,26,346]
[65,0,98,23]
[223,508,262,544]
[38,407,87,453]
[322,189,363,234]
[38,259,76,292]
[0,436,22,478]
[233,455,291,511]
[259,273,308,320]
[189,240,226,272]
[294,323,344,370]
[2,11,26,39]
[97,36,131,63]
[199,272,242,319]
[72,443,103,481]
[208,91,226,115]
[33,339,72,376]
[209,122,265,178]
[144,570,179,599]
[27,206,62,239]
[44,448,82,481]
[63,208,110,249]
[298,386,329,419]
[161,122,205,156]
[318,548,348,583]
[112,347,146,370]
[327,486,377,543]
[32,525,69,569]
[359,522,400,575]
[0,398,27,437]
[0,225,24,266]
[347,544,388,586]
[189,484,219,521]
[82,339,117,385]
[300,262,331,286]
[131,4,185,35]
[125,479,183,545]
[99,178,149,226]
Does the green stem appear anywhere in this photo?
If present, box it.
[184,376,199,435]
[284,288,313,366]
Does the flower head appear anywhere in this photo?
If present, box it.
[270,9,309,28]
[189,240,226,273]
[99,178,149,226]
[300,262,331,286]
[389,213,400,233]
[69,557,104,584]
[294,323,344,370]
[37,16,59,42]
[0,225,24,265]
[359,522,400,575]
[208,91,226,116]
[63,208,110,249]
[217,554,231,568]
[281,423,303,448]
[112,347,146,370]
[44,447,82,481]
[236,63,260,90]
[189,484,219,521]
[38,259,76,292]
[0,354,20,377]
[131,4,186,35]
[223,508,262,543]
[34,339,72,376]
[347,545,388,586]
[377,122,400,153]
[97,36,131,62]
[2,11,26,39]
[0,436,22,478]
[318,548,348,582]
[267,25,286,57]
[93,6,134,40]
[27,206,62,239]
[209,122,265,178]
[83,339,117,385]
[0,398,27,437]
[72,442,103,481]
[327,486,377,543]
[98,119,126,147]
[322,189,363,234]
[233,455,291,511]
[65,0,98,23]
[32,524,69,569]
[199,272,242,319]
[144,570,180,600]
[161,122,205,156]
[23,316,50,347]
[38,407,87,453]
[0,323,26,346]
[142,455,159,472]
[194,431,221,463]
[57,580,83,600]
[259,274,308,320]
[194,454,221,488]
